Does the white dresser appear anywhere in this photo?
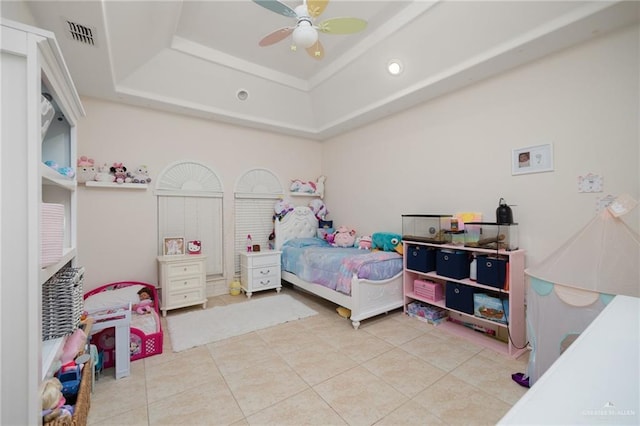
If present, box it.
[157,254,207,316]
[239,250,282,298]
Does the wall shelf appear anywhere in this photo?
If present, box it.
[85,181,148,189]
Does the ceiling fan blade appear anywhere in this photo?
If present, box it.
[306,40,325,60]
[259,27,294,47]
[307,0,329,18]
[252,0,297,18]
[318,17,367,34]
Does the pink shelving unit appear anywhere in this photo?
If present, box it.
[403,241,527,358]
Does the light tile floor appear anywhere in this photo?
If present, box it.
[87,286,529,425]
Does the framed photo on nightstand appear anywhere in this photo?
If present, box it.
[163,237,185,256]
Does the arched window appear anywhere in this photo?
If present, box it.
[155,161,224,277]
[234,168,283,275]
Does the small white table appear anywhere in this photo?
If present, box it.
[88,305,131,379]
[239,250,282,298]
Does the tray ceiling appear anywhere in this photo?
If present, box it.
[23,0,640,140]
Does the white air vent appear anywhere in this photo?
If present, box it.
[65,20,95,46]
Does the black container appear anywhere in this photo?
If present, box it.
[496,198,514,224]
[445,282,475,314]
[406,244,436,273]
[476,256,508,289]
[436,250,470,279]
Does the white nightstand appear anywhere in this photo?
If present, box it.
[239,250,282,298]
[157,254,207,317]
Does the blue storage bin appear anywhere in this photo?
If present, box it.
[476,256,507,289]
[406,244,436,273]
[436,250,470,279]
[445,282,475,314]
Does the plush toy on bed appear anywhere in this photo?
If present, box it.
[358,235,372,250]
[333,226,356,248]
[372,232,403,255]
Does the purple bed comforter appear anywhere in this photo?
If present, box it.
[281,238,403,295]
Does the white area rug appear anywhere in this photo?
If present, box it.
[166,294,318,352]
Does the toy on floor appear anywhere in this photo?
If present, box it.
[336,306,351,318]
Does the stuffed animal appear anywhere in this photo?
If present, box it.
[128,165,152,184]
[76,156,96,183]
[358,235,372,250]
[110,162,131,184]
[333,226,356,248]
[41,377,74,423]
[290,179,316,193]
[273,198,294,221]
[371,232,403,254]
[309,199,328,220]
[94,163,114,182]
[44,161,75,178]
[134,298,153,315]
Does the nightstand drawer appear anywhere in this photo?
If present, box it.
[167,261,203,278]
[167,276,202,291]
[247,254,280,268]
[251,266,278,279]
[250,276,279,288]
[166,289,204,306]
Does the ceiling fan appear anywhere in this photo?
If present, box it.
[253,0,367,60]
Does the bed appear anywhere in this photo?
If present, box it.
[83,281,163,368]
[275,206,404,329]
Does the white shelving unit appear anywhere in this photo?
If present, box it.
[402,241,527,358]
[1,19,84,424]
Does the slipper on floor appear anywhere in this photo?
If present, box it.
[511,372,530,388]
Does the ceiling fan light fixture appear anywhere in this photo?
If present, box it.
[292,22,318,49]
[387,60,403,76]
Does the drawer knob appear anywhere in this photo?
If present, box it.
[183,267,187,271]
[183,281,188,285]
[260,280,270,286]
[260,269,270,275]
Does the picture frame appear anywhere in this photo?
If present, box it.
[163,237,185,256]
[512,143,554,175]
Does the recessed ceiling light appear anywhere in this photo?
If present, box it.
[236,89,249,101]
[387,60,403,76]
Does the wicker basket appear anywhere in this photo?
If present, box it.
[44,359,91,426]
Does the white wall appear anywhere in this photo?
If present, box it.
[322,24,639,268]
[78,23,638,293]
[76,99,321,293]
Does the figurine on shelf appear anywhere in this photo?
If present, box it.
[76,156,96,183]
[94,163,114,182]
[110,162,131,184]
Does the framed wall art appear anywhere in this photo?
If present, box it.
[512,143,554,175]
[163,237,185,256]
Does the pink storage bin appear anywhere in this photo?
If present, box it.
[414,279,443,302]
[41,203,64,267]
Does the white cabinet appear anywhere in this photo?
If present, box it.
[157,255,207,316]
[1,19,84,424]
[403,241,527,358]
[240,251,282,298]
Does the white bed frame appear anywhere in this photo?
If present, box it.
[275,206,404,329]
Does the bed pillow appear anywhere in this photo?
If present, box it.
[84,284,145,311]
[283,237,330,248]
